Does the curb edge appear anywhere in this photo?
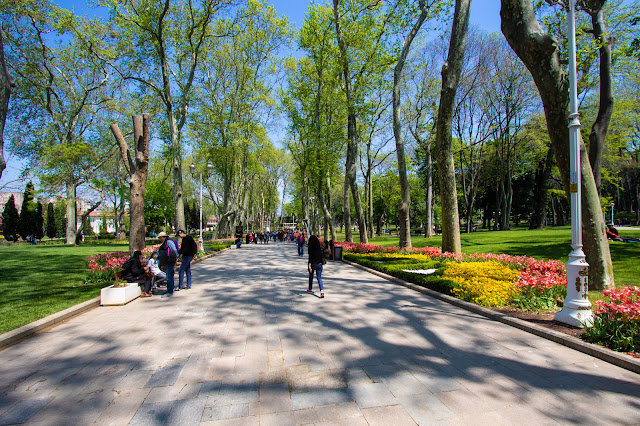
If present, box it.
[342,259,640,374]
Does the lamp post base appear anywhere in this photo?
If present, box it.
[555,247,593,328]
[554,305,593,328]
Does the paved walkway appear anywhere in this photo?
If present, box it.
[1,243,639,425]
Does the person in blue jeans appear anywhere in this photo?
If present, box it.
[158,232,179,298]
[177,229,198,289]
[306,235,325,298]
[297,232,305,256]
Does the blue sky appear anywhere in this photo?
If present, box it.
[270,0,502,33]
[0,0,502,192]
[58,0,502,33]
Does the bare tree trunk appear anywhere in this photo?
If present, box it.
[587,6,613,195]
[425,141,434,238]
[392,3,430,249]
[343,174,352,242]
[530,144,554,229]
[319,172,335,241]
[0,32,14,180]
[111,114,150,252]
[333,0,368,243]
[65,182,77,245]
[435,0,471,254]
[169,115,185,232]
[501,0,614,289]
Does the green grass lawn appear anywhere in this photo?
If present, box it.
[0,242,131,334]
[336,225,640,288]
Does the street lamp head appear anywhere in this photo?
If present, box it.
[190,163,196,176]
[207,163,213,175]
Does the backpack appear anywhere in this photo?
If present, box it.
[159,238,178,265]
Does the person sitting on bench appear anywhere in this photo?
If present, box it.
[122,250,153,297]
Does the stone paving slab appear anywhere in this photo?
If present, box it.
[0,242,639,425]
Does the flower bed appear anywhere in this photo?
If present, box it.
[83,242,231,284]
[582,286,640,354]
[341,244,566,310]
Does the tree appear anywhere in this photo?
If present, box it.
[144,174,174,235]
[103,0,237,233]
[405,41,441,238]
[435,0,472,254]
[0,31,15,180]
[192,0,290,238]
[501,0,614,289]
[393,0,442,249]
[34,201,44,240]
[18,181,36,240]
[332,0,396,244]
[46,202,56,238]
[111,114,150,252]
[53,201,66,238]
[81,213,93,236]
[1,194,19,241]
[6,4,113,244]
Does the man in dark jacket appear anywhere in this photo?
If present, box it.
[178,229,198,289]
[158,232,179,297]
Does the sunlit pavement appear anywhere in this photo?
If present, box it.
[0,242,639,425]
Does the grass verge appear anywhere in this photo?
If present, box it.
[0,242,130,335]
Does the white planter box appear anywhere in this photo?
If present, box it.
[100,283,141,306]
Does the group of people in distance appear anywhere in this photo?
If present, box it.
[119,229,198,299]
[121,227,336,300]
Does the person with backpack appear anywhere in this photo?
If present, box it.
[158,231,179,298]
[297,232,305,256]
[307,235,326,298]
[177,229,197,290]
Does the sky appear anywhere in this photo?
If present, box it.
[0,0,502,193]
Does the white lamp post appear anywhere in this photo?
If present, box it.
[190,162,213,252]
[555,0,593,328]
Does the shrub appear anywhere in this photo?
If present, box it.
[582,286,640,354]
[443,261,520,307]
[344,253,455,294]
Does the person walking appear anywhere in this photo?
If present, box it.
[177,229,198,290]
[297,232,305,256]
[306,235,326,298]
[158,231,179,298]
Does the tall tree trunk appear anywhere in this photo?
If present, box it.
[392,3,430,249]
[327,173,337,241]
[0,32,14,180]
[333,0,368,243]
[587,6,613,195]
[501,0,614,289]
[530,144,554,229]
[65,182,77,245]
[169,114,186,232]
[425,141,434,238]
[343,174,352,242]
[111,114,150,252]
[319,172,335,241]
[435,0,471,253]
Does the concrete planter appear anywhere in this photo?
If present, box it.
[100,283,141,306]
